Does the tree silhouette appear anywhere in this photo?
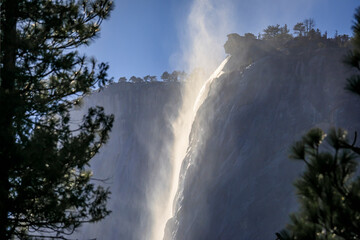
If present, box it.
[0,0,114,239]
[144,75,151,82]
[143,75,157,82]
[129,76,144,83]
[293,22,306,37]
[119,77,127,82]
[161,71,171,82]
[262,24,281,40]
[149,75,158,82]
[278,24,293,42]
[304,18,315,36]
[276,129,360,240]
[169,71,180,82]
[262,24,292,43]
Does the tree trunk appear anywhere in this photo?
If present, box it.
[0,0,18,238]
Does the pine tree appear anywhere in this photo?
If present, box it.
[345,7,360,96]
[276,7,360,240]
[293,22,305,37]
[161,71,170,82]
[262,24,281,40]
[276,128,360,240]
[0,0,114,239]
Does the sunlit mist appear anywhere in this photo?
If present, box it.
[149,0,233,239]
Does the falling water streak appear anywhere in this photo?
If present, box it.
[149,0,232,239]
[151,56,229,240]
[193,56,230,112]
[149,73,206,240]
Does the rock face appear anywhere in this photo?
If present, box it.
[224,33,275,63]
[74,37,360,240]
[71,83,182,240]
[166,45,360,239]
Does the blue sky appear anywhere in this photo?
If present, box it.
[83,0,360,81]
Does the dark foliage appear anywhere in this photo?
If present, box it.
[276,129,360,240]
[0,0,114,239]
[129,76,144,83]
[346,7,360,95]
[118,76,127,82]
[161,71,187,82]
[259,18,350,50]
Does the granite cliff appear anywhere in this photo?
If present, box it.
[74,36,360,240]
[165,37,360,240]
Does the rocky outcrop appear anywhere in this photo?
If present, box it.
[166,44,360,239]
[224,33,276,71]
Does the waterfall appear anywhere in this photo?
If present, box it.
[193,56,230,112]
[149,56,230,240]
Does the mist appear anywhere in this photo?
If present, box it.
[149,0,234,239]
[70,0,359,239]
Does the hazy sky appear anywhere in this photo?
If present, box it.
[83,0,360,81]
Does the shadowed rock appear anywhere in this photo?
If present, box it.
[166,40,360,240]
